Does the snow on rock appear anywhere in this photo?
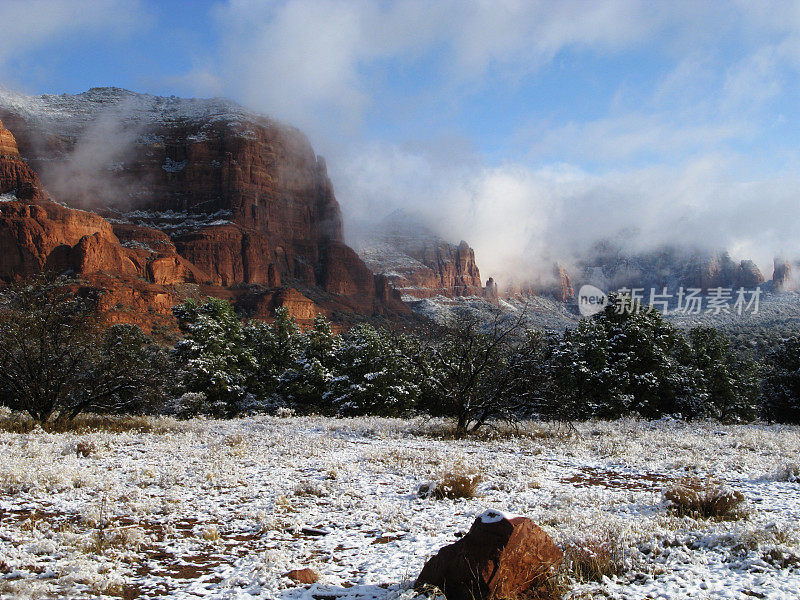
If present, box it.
[477,509,517,524]
[0,86,271,131]
[161,157,187,173]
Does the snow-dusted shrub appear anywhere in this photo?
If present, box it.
[244,307,304,404]
[677,326,760,422]
[414,310,528,433]
[0,277,168,424]
[293,479,327,497]
[663,478,747,520]
[172,298,256,417]
[277,314,340,413]
[326,324,422,418]
[537,296,758,422]
[165,392,209,418]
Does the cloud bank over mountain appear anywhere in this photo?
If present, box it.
[5,1,800,283]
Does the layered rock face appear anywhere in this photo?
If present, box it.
[0,118,46,201]
[358,211,488,300]
[574,244,766,296]
[773,258,795,291]
[0,118,19,155]
[686,252,765,291]
[553,263,575,301]
[0,88,405,327]
[506,263,575,302]
[734,259,765,290]
[0,198,204,331]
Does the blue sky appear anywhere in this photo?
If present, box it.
[4,0,800,280]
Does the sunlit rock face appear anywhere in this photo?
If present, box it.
[0,88,406,328]
[0,118,46,201]
[0,118,20,156]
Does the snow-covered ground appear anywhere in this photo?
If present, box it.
[1,416,799,599]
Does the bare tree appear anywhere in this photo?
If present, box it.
[415,308,529,434]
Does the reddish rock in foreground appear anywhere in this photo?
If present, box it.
[415,510,562,600]
[285,568,319,584]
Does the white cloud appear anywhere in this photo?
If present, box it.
[332,142,800,284]
[192,1,800,147]
[523,114,748,165]
[197,0,675,138]
[722,46,782,113]
[210,0,372,131]
[442,0,657,78]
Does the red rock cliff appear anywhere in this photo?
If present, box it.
[0,88,402,326]
[0,88,406,325]
[358,211,485,300]
[0,118,46,201]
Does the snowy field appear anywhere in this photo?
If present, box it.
[1,415,799,600]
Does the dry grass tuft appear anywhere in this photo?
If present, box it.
[201,524,221,542]
[560,534,628,583]
[293,479,327,497]
[419,465,483,500]
[0,412,186,434]
[775,463,800,483]
[663,477,747,520]
[222,434,246,447]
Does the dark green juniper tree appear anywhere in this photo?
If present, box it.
[171,297,257,417]
[326,324,422,417]
[761,335,800,424]
[0,276,164,423]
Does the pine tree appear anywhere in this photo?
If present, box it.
[327,324,421,417]
[171,298,256,417]
[679,327,758,422]
[244,307,304,407]
[278,314,340,413]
